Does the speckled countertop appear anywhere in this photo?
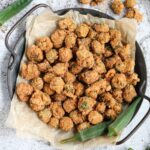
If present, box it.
[0,0,150,150]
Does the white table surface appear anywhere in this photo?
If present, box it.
[0,0,150,150]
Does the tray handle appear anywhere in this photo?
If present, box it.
[5,3,50,69]
[116,81,150,145]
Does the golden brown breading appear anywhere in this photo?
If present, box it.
[88,28,97,39]
[38,107,52,123]
[113,102,122,114]
[126,73,140,86]
[97,32,110,44]
[88,111,103,125]
[125,0,136,8]
[43,83,55,96]
[53,93,66,102]
[125,8,143,22]
[35,37,53,52]
[111,0,124,14]
[30,90,51,111]
[112,89,123,103]
[105,69,116,82]
[80,70,100,84]
[69,61,83,75]
[31,77,44,90]
[79,0,91,4]
[50,77,65,94]
[20,63,40,80]
[37,60,50,73]
[26,45,43,62]
[105,109,117,120]
[76,23,90,38]
[63,99,77,113]
[51,29,66,48]
[46,49,58,64]
[70,110,84,125]
[58,18,76,31]
[48,117,59,128]
[16,82,33,102]
[59,117,74,131]
[59,47,73,63]
[123,84,137,103]
[93,23,109,33]
[53,63,68,77]
[65,32,77,48]
[77,37,91,50]
[112,73,127,89]
[76,46,94,69]
[77,122,90,131]
[78,96,96,115]
[43,72,55,83]
[73,81,85,97]
[91,40,105,55]
[64,71,76,83]
[63,83,76,99]
[96,102,106,113]
[51,102,65,119]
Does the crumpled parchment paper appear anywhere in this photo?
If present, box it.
[6,9,137,150]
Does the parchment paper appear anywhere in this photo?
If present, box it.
[6,9,137,150]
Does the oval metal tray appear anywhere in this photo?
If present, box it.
[5,4,150,145]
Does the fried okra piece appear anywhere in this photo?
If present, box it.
[96,102,106,113]
[126,73,140,85]
[43,72,55,83]
[125,8,143,22]
[59,117,74,131]
[63,99,77,113]
[105,69,116,81]
[46,49,58,64]
[43,83,55,96]
[38,107,52,123]
[125,0,136,8]
[78,96,96,115]
[111,0,124,14]
[77,38,91,50]
[31,77,44,90]
[75,23,90,38]
[80,70,100,85]
[70,62,83,75]
[79,0,91,4]
[51,102,65,119]
[58,18,76,32]
[53,93,66,102]
[105,55,121,69]
[77,122,90,131]
[51,29,66,48]
[112,89,123,103]
[37,60,50,73]
[123,84,137,103]
[73,81,84,97]
[113,102,122,114]
[115,44,131,60]
[91,40,105,55]
[93,56,106,74]
[104,46,114,58]
[16,82,33,102]
[112,73,127,89]
[102,92,116,109]
[85,79,108,99]
[59,47,73,62]
[97,32,110,44]
[70,110,84,125]
[116,57,135,73]
[48,117,59,128]
[76,46,94,69]
[63,83,76,99]
[88,111,103,125]
[88,28,97,39]
[93,23,109,33]
[50,77,65,94]
[35,37,53,52]
[105,109,117,120]
[20,63,40,80]
[110,29,122,49]
[26,45,43,62]
[53,63,68,77]
[65,32,77,48]
[64,71,76,83]
[30,90,51,111]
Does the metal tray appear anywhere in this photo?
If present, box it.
[5,3,150,145]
